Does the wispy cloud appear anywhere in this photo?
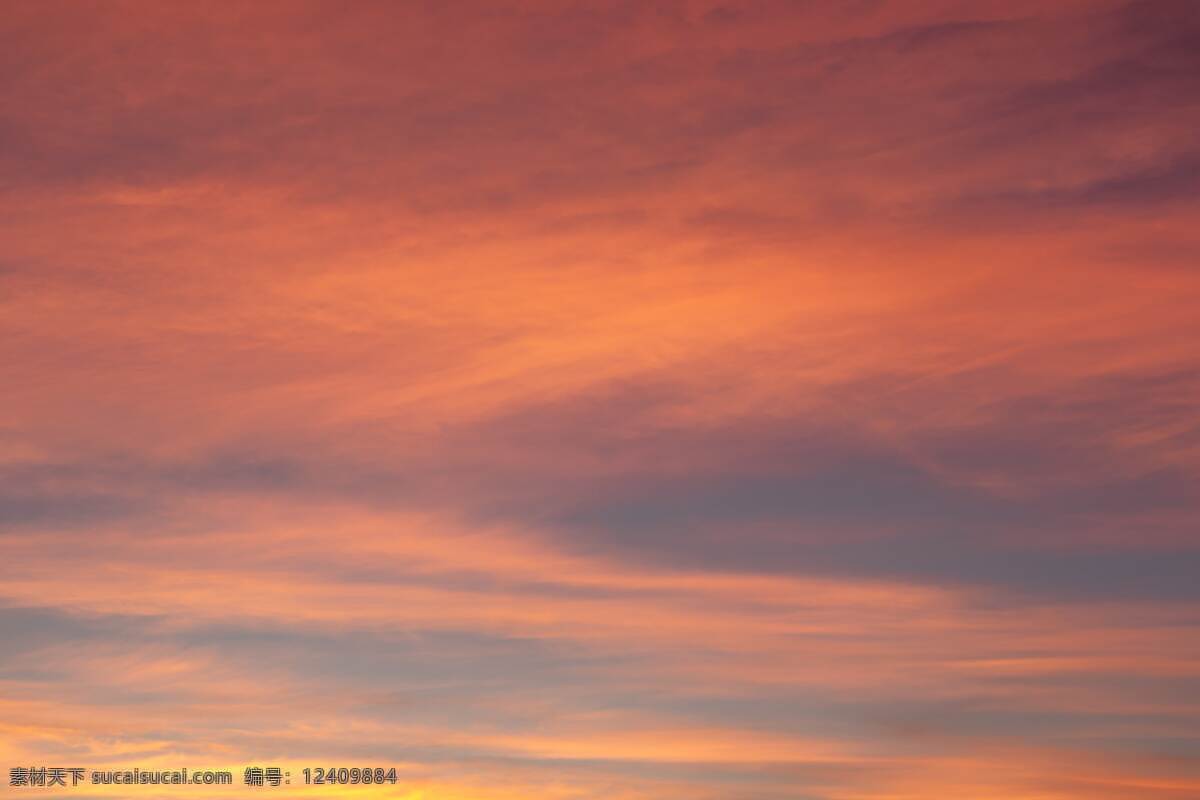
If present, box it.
[2,1,1198,798]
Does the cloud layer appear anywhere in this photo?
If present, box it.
[2,1,1199,798]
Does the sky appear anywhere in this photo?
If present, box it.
[1,1,1199,798]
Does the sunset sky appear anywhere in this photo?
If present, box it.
[2,1,1199,798]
